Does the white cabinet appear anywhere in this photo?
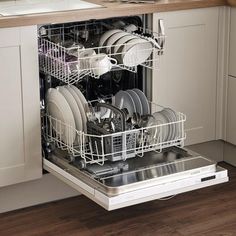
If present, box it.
[0,26,42,187]
[229,8,236,77]
[153,7,219,145]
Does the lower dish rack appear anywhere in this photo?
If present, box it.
[43,100,186,167]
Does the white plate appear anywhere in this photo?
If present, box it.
[114,90,136,116]
[161,109,174,142]
[126,89,143,115]
[70,85,89,117]
[164,108,179,140]
[113,34,139,54]
[105,31,130,54]
[121,38,153,67]
[66,86,87,133]
[70,85,88,106]
[46,88,76,146]
[99,29,123,47]
[132,89,150,115]
[153,111,169,142]
[146,115,159,145]
[58,86,83,144]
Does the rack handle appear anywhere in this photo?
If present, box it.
[97,103,126,131]
[158,19,165,52]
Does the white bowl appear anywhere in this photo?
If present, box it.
[121,38,153,67]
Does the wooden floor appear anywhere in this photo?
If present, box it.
[0,163,236,236]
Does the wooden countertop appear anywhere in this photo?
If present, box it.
[0,0,228,28]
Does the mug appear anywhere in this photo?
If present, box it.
[89,53,117,77]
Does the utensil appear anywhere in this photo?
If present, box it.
[121,108,130,121]
[87,103,137,162]
[138,114,154,128]
[97,103,126,131]
[131,112,141,127]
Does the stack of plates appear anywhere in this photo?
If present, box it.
[99,29,152,67]
[114,88,150,117]
[46,85,88,146]
[153,108,180,142]
[114,88,180,143]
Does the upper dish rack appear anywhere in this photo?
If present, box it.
[38,22,165,84]
[43,101,186,167]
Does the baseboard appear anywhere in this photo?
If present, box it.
[0,173,79,214]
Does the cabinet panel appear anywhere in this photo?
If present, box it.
[0,47,24,169]
[0,26,42,187]
[153,8,219,145]
[226,76,236,145]
[229,8,236,78]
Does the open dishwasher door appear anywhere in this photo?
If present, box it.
[43,148,228,211]
[39,17,228,210]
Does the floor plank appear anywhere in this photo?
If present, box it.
[0,163,235,236]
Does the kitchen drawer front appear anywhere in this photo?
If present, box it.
[44,157,228,211]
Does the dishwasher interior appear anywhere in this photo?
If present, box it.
[39,15,228,210]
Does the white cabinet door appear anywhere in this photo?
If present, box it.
[229,8,236,78]
[0,26,42,187]
[153,7,219,145]
[226,76,236,145]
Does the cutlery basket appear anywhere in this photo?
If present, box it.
[87,122,137,162]
[87,103,137,162]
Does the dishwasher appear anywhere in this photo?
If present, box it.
[39,15,228,210]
